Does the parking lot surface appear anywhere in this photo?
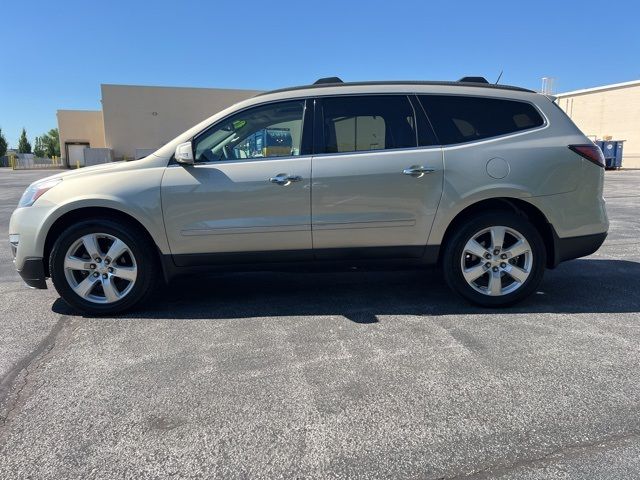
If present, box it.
[1,168,639,479]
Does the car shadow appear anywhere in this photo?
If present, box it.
[51,259,640,322]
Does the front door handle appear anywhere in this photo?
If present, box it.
[269,173,302,186]
[403,166,435,178]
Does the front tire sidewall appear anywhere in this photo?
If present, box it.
[50,220,156,315]
[443,213,546,307]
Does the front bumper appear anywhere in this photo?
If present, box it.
[17,257,47,289]
[10,202,55,281]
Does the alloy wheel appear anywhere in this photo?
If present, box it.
[63,233,138,304]
[460,225,533,297]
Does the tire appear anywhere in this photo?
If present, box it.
[442,211,546,307]
[49,218,159,315]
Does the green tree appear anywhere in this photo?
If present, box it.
[31,128,61,158]
[0,128,7,158]
[33,136,46,157]
[17,128,31,154]
[43,128,60,158]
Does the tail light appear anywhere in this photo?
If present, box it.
[568,144,605,168]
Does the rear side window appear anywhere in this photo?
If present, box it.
[320,95,417,153]
[418,95,544,145]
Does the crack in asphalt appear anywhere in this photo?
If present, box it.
[0,315,78,432]
[439,430,640,479]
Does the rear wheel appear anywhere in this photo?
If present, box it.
[50,219,159,315]
[442,212,546,307]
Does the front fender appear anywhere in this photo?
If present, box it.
[29,164,169,260]
[35,195,170,257]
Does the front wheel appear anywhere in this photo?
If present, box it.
[442,212,546,307]
[50,219,159,315]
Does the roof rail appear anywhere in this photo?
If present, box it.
[458,76,489,84]
[314,76,343,85]
[257,80,534,97]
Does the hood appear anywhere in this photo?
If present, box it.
[49,160,128,180]
[32,156,168,185]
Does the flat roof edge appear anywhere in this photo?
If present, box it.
[100,83,263,93]
[556,79,640,97]
[57,109,102,114]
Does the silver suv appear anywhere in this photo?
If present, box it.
[9,77,608,314]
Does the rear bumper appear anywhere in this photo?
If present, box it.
[17,257,47,289]
[551,231,607,268]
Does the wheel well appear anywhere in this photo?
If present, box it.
[43,207,161,277]
[439,198,556,268]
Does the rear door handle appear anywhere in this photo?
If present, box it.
[403,166,435,178]
[269,173,302,185]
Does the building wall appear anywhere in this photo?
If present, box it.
[101,84,262,160]
[556,83,640,168]
[57,110,106,166]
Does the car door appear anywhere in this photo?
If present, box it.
[161,99,313,266]
[311,94,444,258]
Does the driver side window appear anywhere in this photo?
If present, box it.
[193,100,305,163]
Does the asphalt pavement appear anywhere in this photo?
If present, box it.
[1,168,639,479]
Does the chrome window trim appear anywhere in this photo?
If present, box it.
[315,93,421,155]
[415,92,550,148]
[167,153,314,168]
[184,92,550,161]
[440,123,550,151]
[309,144,442,159]
[191,98,309,164]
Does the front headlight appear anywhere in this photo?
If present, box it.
[18,178,63,208]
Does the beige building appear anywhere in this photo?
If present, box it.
[555,79,640,168]
[58,84,262,165]
[57,110,106,166]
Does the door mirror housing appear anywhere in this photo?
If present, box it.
[175,142,194,165]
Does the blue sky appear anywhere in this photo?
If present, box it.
[1,0,638,147]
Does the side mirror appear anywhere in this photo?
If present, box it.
[175,141,194,165]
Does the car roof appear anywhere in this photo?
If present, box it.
[258,79,535,97]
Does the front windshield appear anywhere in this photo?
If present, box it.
[193,100,304,162]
